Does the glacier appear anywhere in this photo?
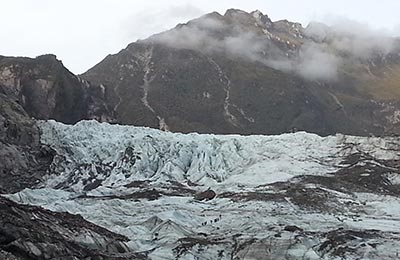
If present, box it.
[6,120,400,259]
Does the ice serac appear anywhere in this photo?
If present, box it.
[6,120,400,259]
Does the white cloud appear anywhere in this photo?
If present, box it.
[150,11,399,81]
[297,43,340,81]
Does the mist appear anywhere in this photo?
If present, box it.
[296,43,340,80]
[306,18,395,59]
[150,11,398,81]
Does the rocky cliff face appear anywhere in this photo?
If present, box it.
[0,54,112,124]
[82,9,400,136]
[0,82,55,193]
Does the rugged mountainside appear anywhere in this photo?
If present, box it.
[5,120,400,259]
[0,82,54,193]
[2,10,400,136]
[82,9,400,136]
[0,54,112,124]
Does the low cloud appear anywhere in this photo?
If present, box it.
[224,32,265,59]
[304,22,331,42]
[123,4,205,42]
[306,18,395,59]
[297,43,340,80]
[167,4,205,19]
[149,16,225,51]
[150,13,397,81]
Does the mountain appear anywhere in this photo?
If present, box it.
[5,119,400,259]
[0,54,112,124]
[2,10,400,136]
[82,9,400,136]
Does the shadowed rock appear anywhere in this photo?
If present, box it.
[0,196,148,260]
[194,189,216,201]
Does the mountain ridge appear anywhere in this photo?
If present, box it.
[2,9,400,137]
[81,9,400,136]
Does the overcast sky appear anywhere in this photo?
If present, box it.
[1,0,400,74]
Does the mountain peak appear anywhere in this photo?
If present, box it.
[203,11,223,19]
[36,53,58,60]
[252,9,272,27]
[222,8,272,27]
[251,9,264,16]
[251,9,264,21]
[273,19,303,35]
[223,8,248,17]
